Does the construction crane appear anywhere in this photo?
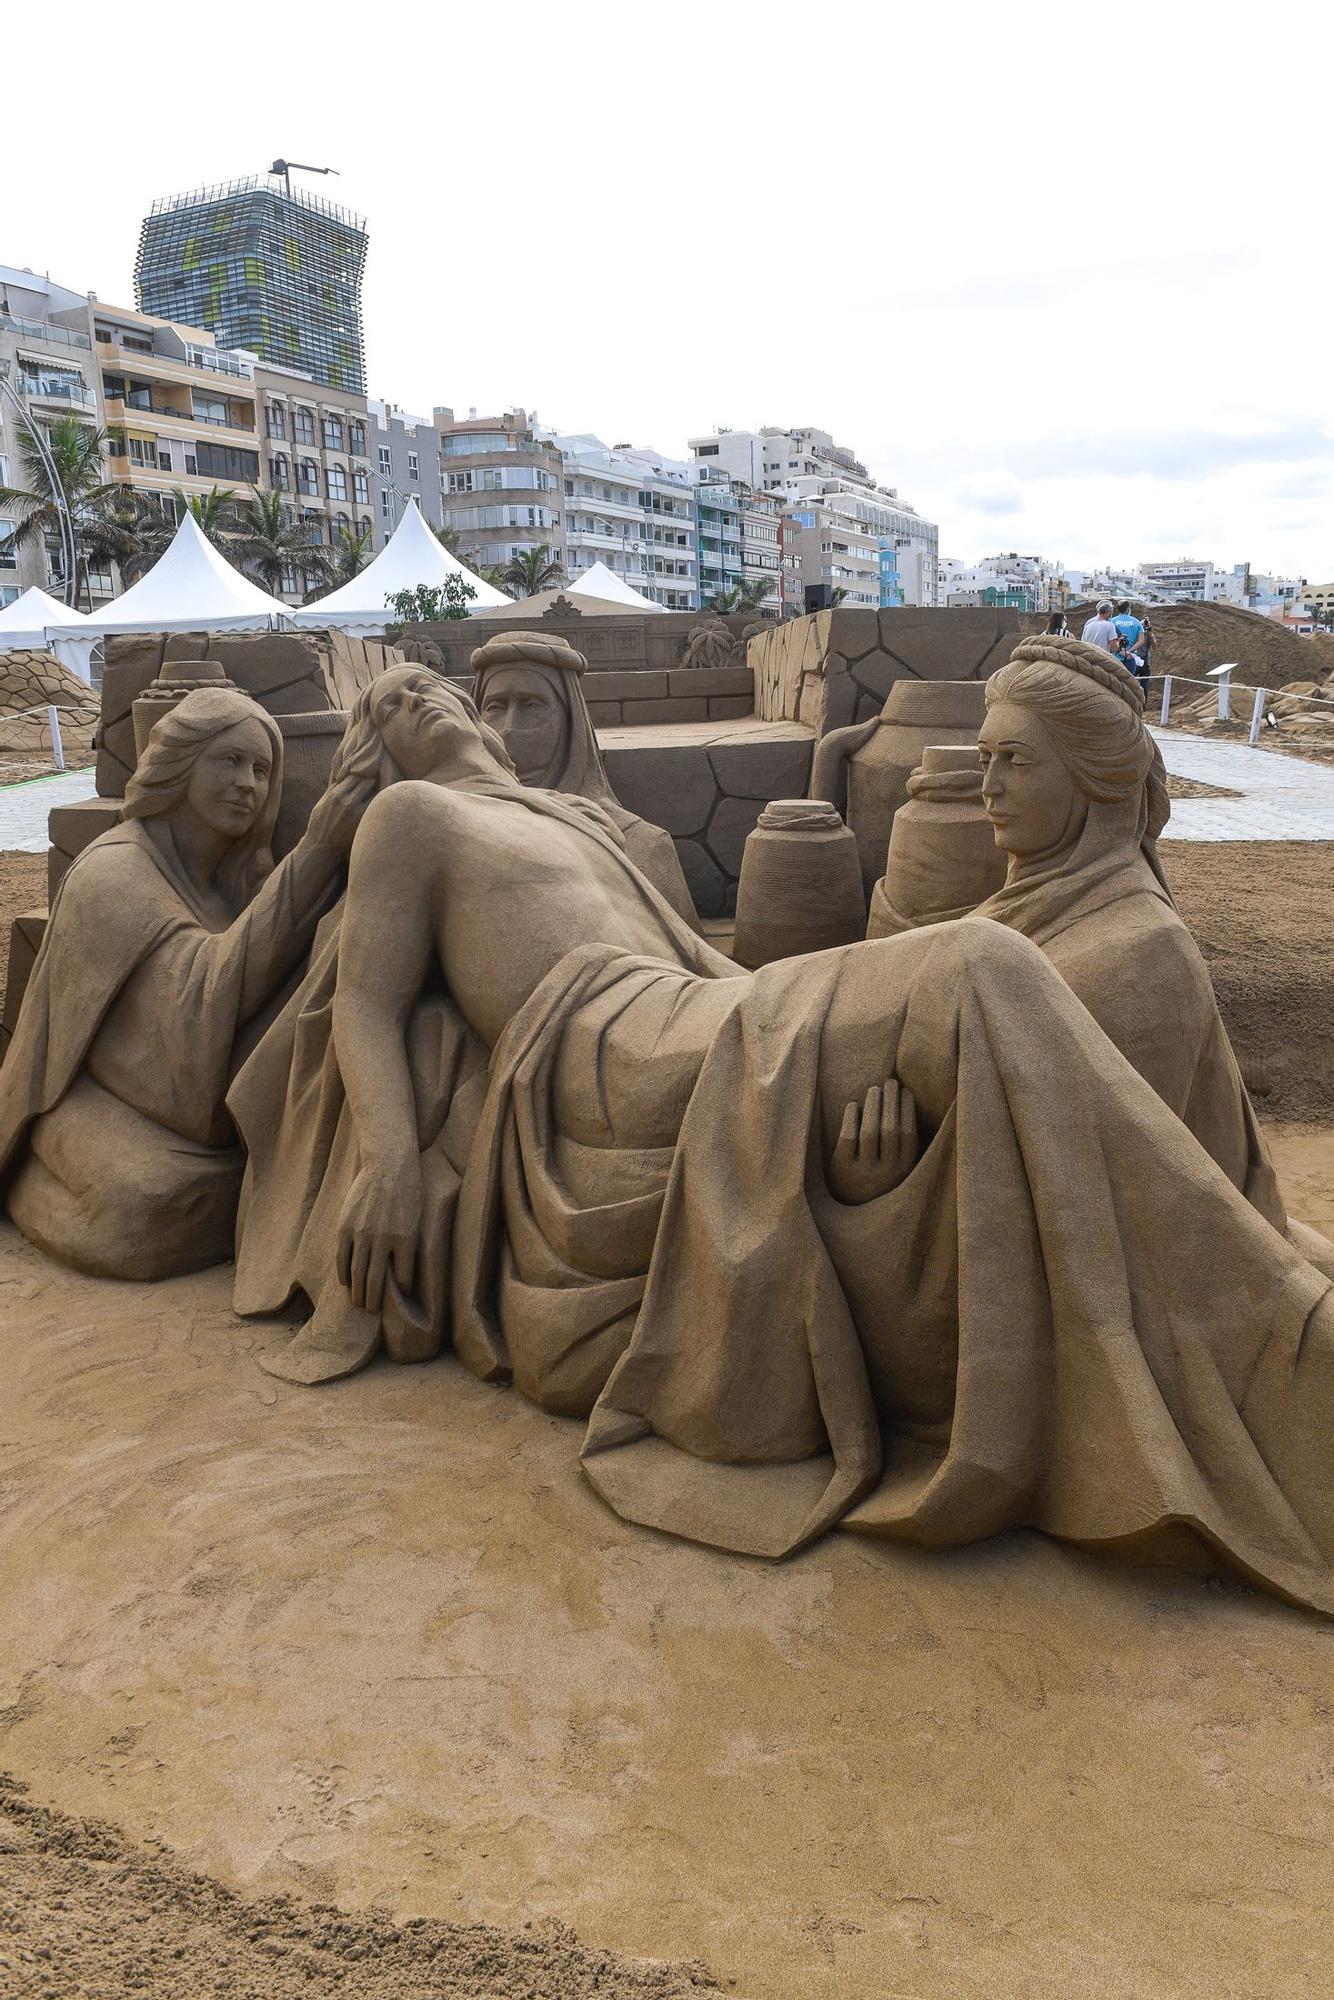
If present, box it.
[269,159,340,199]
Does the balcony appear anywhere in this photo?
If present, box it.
[0,313,91,352]
[18,374,96,410]
[186,345,253,380]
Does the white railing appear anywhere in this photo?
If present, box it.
[1153,671,1334,748]
[0,699,97,775]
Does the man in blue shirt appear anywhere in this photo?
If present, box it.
[1112,601,1148,691]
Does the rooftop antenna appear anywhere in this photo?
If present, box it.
[269,159,340,199]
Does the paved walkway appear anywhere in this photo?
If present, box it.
[0,768,96,852]
[2,733,1334,851]
[1152,728,1334,841]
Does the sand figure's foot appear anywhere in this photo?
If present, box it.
[257,1282,383,1385]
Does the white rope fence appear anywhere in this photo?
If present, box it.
[1149,671,1334,748]
[0,699,99,773]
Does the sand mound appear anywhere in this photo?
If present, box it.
[0,647,98,759]
[1072,599,1318,691]
[0,1775,718,1999]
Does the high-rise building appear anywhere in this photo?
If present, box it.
[0,265,105,605]
[438,407,565,581]
[135,174,368,393]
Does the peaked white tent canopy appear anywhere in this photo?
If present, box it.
[0,585,98,682]
[567,560,659,611]
[291,498,511,630]
[48,514,290,639]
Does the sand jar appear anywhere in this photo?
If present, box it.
[733,798,866,968]
[867,744,1006,938]
[131,659,239,762]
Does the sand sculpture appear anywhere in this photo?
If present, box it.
[215,656,1334,1615]
[811,678,990,895]
[7,641,1334,1614]
[0,689,369,1278]
[867,745,1006,935]
[732,799,865,968]
[470,631,698,924]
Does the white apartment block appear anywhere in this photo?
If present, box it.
[1136,560,1246,605]
[690,425,938,608]
[552,433,698,610]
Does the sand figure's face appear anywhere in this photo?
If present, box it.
[180,718,274,841]
[478,666,568,786]
[978,702,1083,859]
[371,671,481,779]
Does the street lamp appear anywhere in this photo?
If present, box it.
[0,360,79,608]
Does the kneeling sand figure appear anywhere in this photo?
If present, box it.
[0,690,366,1278]
[232,664,1334,1614]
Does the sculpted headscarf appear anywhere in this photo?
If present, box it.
[974,634,1173,938]
[469,631,629,822]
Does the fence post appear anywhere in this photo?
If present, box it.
[1159,675,1173,726]
[1217,667,1232,722]
[47,704,65,772]
[1248,686,1266,747]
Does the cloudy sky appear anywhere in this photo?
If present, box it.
[13,0,1333,577]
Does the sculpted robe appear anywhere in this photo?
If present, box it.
[0,820,340,1278]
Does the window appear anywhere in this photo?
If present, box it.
[157,447,172,473]
[349,420,366,456]
[378,445,392,474]
[322,415,344,451]
[127,437,158,467]
[302,509,324,543]
[0,520,15,569]
[448,470,473,494]
[327,464,348,501]
[380,489,393,520]
[408,452,419,480]
[280,564,302,595]
[193,441,259,482]
[193,393,228,425]
[298,459,319,495]
[293,407,315,445]
[353,468,369,504]
[271,454,290,490]
[267,404,286,438]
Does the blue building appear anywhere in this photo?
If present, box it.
[879,539,903,607]
[696,474,743,607]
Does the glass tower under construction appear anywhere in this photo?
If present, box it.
[135,175,368,392]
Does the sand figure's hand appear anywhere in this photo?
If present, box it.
[829,1080,917,1205]
[336,1159,421,1314]
[306,769,378,856]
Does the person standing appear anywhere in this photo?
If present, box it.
[1080,600,1123,654]
[1111,601,1147,690]
[1045,610,1070,636]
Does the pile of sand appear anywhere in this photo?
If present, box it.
[0,647,98,772]
[0,1776,718,1999]
[1072,599,1319,692]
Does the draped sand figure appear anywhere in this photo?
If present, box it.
[0,689,368,1279]
[971,635,1332,1273]
[233,667,1334,1615]
[471,630,698,924]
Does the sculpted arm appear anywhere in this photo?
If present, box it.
[332,785,440,1311]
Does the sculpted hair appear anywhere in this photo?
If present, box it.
[123,688,283,905]
[987,638,1169,837]
[334,667,516,788]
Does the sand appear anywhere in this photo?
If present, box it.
[2,1126,1334,2000]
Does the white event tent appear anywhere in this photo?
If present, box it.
[48,515,290,641]
[566,560,659,611]
[0,585,98,682]
[291,498,511,631]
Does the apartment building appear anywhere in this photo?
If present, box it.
[694,465,780,611]
[0,265,105,604]
[96,300,261,523]
[689,424,939,608]
[255,365,372,597]
[695,472,742,605]
[1135,560,1244,605]
[136,174,368,394]
[937,552,1068,614]
[552,435,698,610]
[371,401,446,545]
[439,408,565,579]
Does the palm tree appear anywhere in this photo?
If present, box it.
[0,415,130,607]
[82,484,158,589]
[430,520,470,559]
[329,521,372,586]
[708,576,778,617]
[475,562,510,593]
[231,487,334,595]
[503,543,565,598]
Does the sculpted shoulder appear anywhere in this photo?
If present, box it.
[357,779,468,854]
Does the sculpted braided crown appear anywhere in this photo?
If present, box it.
[1005,634,1146,712]
[470,631,588,676]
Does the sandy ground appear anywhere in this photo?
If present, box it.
[1,1123,1333,2000]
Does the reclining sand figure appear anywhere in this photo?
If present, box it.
[232,663,1334,1614]
[969,635,1331,1272]
[0,689,368,1279]
[471,629,698,924]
